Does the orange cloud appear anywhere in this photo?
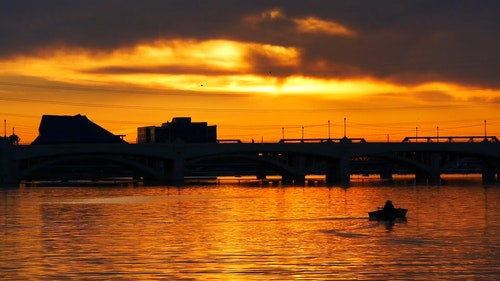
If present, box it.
[244,8,355,37]
[0,38,497,102]
[294,16,356,36]
[243,8,286,25]
[0,39,299,90]
[1,36,499,144]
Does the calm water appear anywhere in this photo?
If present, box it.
[1,179,499,280]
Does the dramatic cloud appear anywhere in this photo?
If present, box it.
[293,17,356,36]
[1,1,498,87]
[0,0,499,143]
[244,8,356,36]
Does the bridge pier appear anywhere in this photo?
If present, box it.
[280,174,305,185]
[325,157,350,186]
[168,157,185,186]
[294,156,306,185]
[256,168,267,180]
[142,157,185,186]
[280,156,306,185]
[293,175,306,185]
[0,140,20,188]
[418,172,441,185]
[281,174,293,185]
[142,159,167,186]
[415,153,441,185]
[482,162,498,184]
[379,163,393,180]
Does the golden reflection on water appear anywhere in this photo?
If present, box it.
[1,183,499,280]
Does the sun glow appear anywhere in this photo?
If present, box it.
[2,38,496,101]
[1,38,499,144]
[0,39,301,90]
[276,76,401,97]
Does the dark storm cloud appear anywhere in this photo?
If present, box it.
[1,0,498,88]
[0,0,264,54]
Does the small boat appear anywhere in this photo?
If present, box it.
[369,207,407,221]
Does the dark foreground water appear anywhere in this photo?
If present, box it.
[1,179,499,280]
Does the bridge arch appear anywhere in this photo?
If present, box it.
[20,154,159,181]
[185,151,310,183]
[16,148,185,185]
[353,148,500,184]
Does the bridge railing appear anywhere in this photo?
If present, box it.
[217,139,243,144]
[402,136,499,143]
[215,136,499,144]
[278,138,367,144]
[216,138,369,144]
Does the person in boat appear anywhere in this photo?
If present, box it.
[383,200,395,212]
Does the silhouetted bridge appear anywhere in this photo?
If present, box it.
[1,136,499,187]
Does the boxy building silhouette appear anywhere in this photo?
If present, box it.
[137,117,216,143]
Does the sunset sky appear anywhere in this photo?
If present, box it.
[1,1,499,143]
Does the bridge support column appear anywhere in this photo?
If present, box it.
[0,141,20,188]
[427,172,441,185]
[143,159,168,186]
[280,172,305,185]
[168,157,184,186]
[281,174,294,185]
[428,153,442,185]
[293,156,306,185]
[415,172,440,184]
[497,166,500,183]
[482,162,498,184]
[325,161,335,185]
[280,156,306,185]
[144,158,185,186]
[415,172,428,184]
[325,157,350,186]
[379,163,393,180]
[415,153,441,185]
[497,167,500,183]
[256,164,267,180]
[295,176,306,185]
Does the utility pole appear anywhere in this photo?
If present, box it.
[343,117,346,138]
[484,120,487,138]
[328,120,331,139]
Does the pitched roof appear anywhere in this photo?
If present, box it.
[32,114,126,144]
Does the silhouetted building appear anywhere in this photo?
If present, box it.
[138,117,216,143]
[32,114,127,144]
